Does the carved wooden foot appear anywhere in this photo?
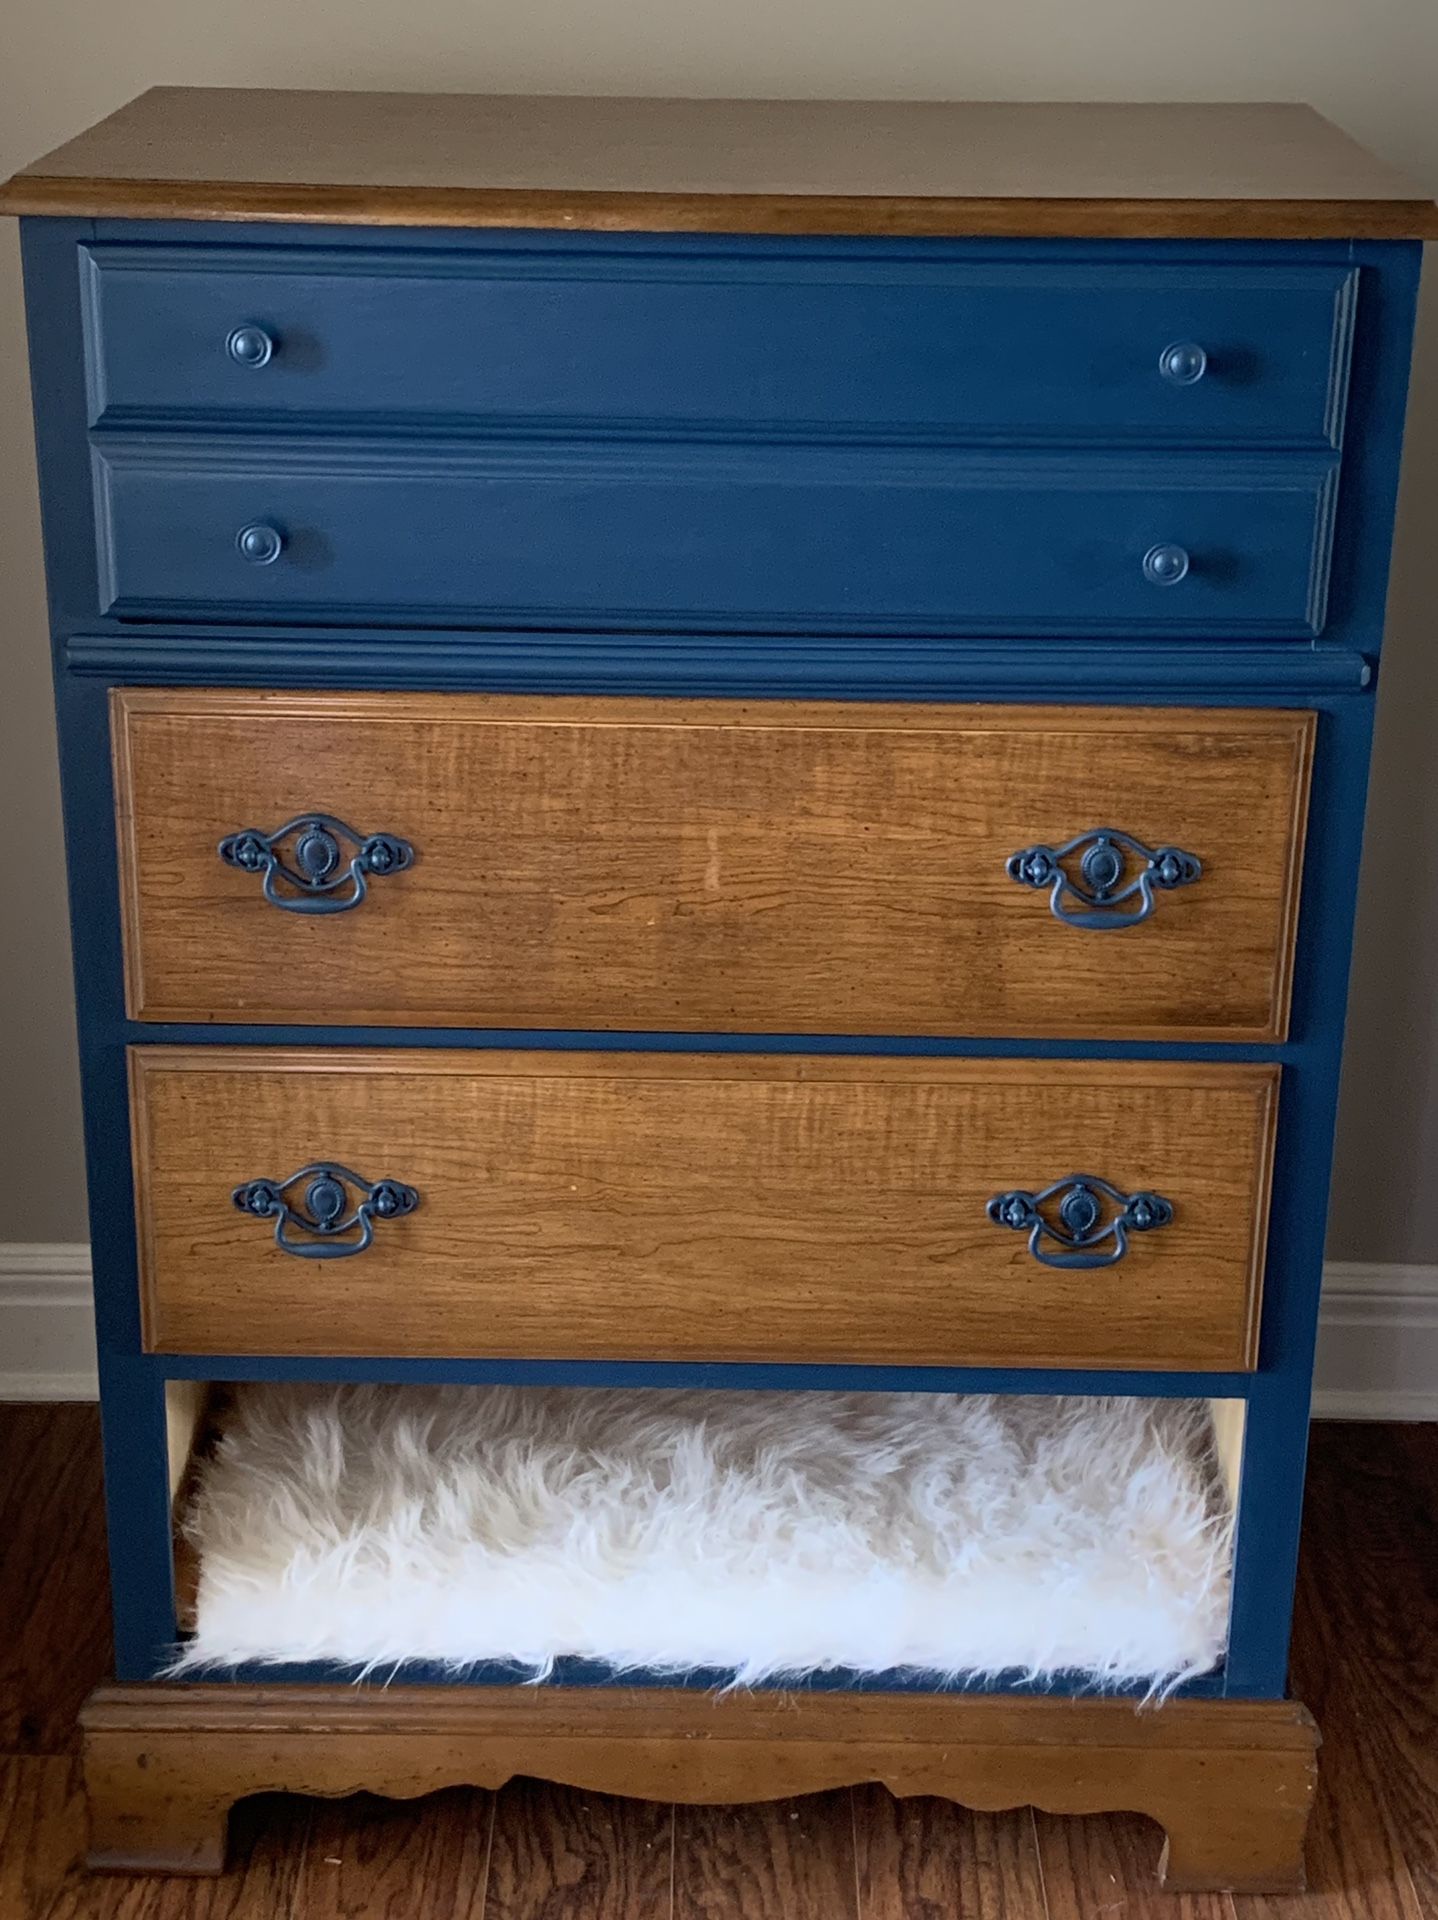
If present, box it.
[81,1682,1319,1890]
[85,1747,232,1874]
[1157,1786,1313,1894]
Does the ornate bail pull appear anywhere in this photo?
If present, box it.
[1006,828,1200,930]
[987,1174,1174,1270]
[233,1163,420,1259]
[219,813,414,915]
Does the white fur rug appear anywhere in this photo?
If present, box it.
[174,1385,1233,1689]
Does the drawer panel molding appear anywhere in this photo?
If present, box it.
[92,440,1339,638]
[129,1048,1278,1371]
[80,243,1358,450]
[112,692,1315,1042]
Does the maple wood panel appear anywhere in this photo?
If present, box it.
[130,1048,1276,1369]
[113,692,1314,1043]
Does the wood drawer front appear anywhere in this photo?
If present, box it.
[93,444,1336,638]
[131,1050,1276,1370]
[114,694,1313,1042]
[81,243,1356,450]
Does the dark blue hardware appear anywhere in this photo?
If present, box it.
[1006,828,1201,930]
[218,812,414,914]
[233,1162,419,1258]
[1159,341,1208,385]
[236,521,284,565]
[987,1175,1174,1269]
[226,323,275,368]
[1143,541,1191,585]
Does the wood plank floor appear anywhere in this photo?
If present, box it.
[0,1406,1433,1918]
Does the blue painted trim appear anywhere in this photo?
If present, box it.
[1221,701,1381,1696]
[1214,245,1424,1699]
[64,629,1374,696]
[155,1655,1227,1701]
[22,219,180,1679]
[147,1351,1254,1398]
[84,219,1378,264]
[117,1026,1297,1060]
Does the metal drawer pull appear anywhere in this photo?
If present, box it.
[219,812,414,915]
[226,324,275,368]
[233,1162,420,1259]
[1006,827,1201,930]
[1142,541,1191,585]
[987,1175,1174,1270]
[1158,340,1208,385]
[236,521,285,565]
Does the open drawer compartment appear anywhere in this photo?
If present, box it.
[165,1382,1241,1694]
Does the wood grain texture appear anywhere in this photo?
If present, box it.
[295,1788,493,1920]
[1036,1807,1234,1919]
[112,692,1314,1044]
[0,1405,110,1755]
[851,1784,1045,1920]
[78,1684,1319,1891]
[486,1780,669,1920]
[0,1757,86,1919]
[4,92,1436,235]
[129,1047,1277,1369]
[674,1794,857,1920]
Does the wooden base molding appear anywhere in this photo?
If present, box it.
[80,1683,1319,1893]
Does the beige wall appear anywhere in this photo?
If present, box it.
[2,7,1436,1256]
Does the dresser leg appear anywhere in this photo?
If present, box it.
[84,1757,233,1874]
[1153,1753,1316,1894]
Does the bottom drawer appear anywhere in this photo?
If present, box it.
[131,1049,1275,1371]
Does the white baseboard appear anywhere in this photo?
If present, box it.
[1,1246,1435,1416]
[1311,1261,1438,1419]
[0,1244,99,1399]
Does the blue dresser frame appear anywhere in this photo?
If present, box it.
[19,214,1424,1702]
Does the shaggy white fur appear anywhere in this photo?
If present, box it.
[174,1385,1233,1688]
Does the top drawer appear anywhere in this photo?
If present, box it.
[81,244,1358,449]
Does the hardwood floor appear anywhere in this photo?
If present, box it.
[0,1407,1433,1918]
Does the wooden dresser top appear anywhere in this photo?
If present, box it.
[1,89,1435,238]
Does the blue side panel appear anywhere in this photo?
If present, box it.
[21,218,182,1678]
[1222,696,1378,1694]
[18,213,1425,1695]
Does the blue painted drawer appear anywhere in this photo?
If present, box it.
[94,441,1337,636]
[81,243,1357,449]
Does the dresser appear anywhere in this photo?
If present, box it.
[3,90,1434,1893]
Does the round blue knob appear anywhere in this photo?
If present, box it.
[1143,542,1191,586]
[1159,340,1208,385]
[226,324,275,369]
[236,522,285,566]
